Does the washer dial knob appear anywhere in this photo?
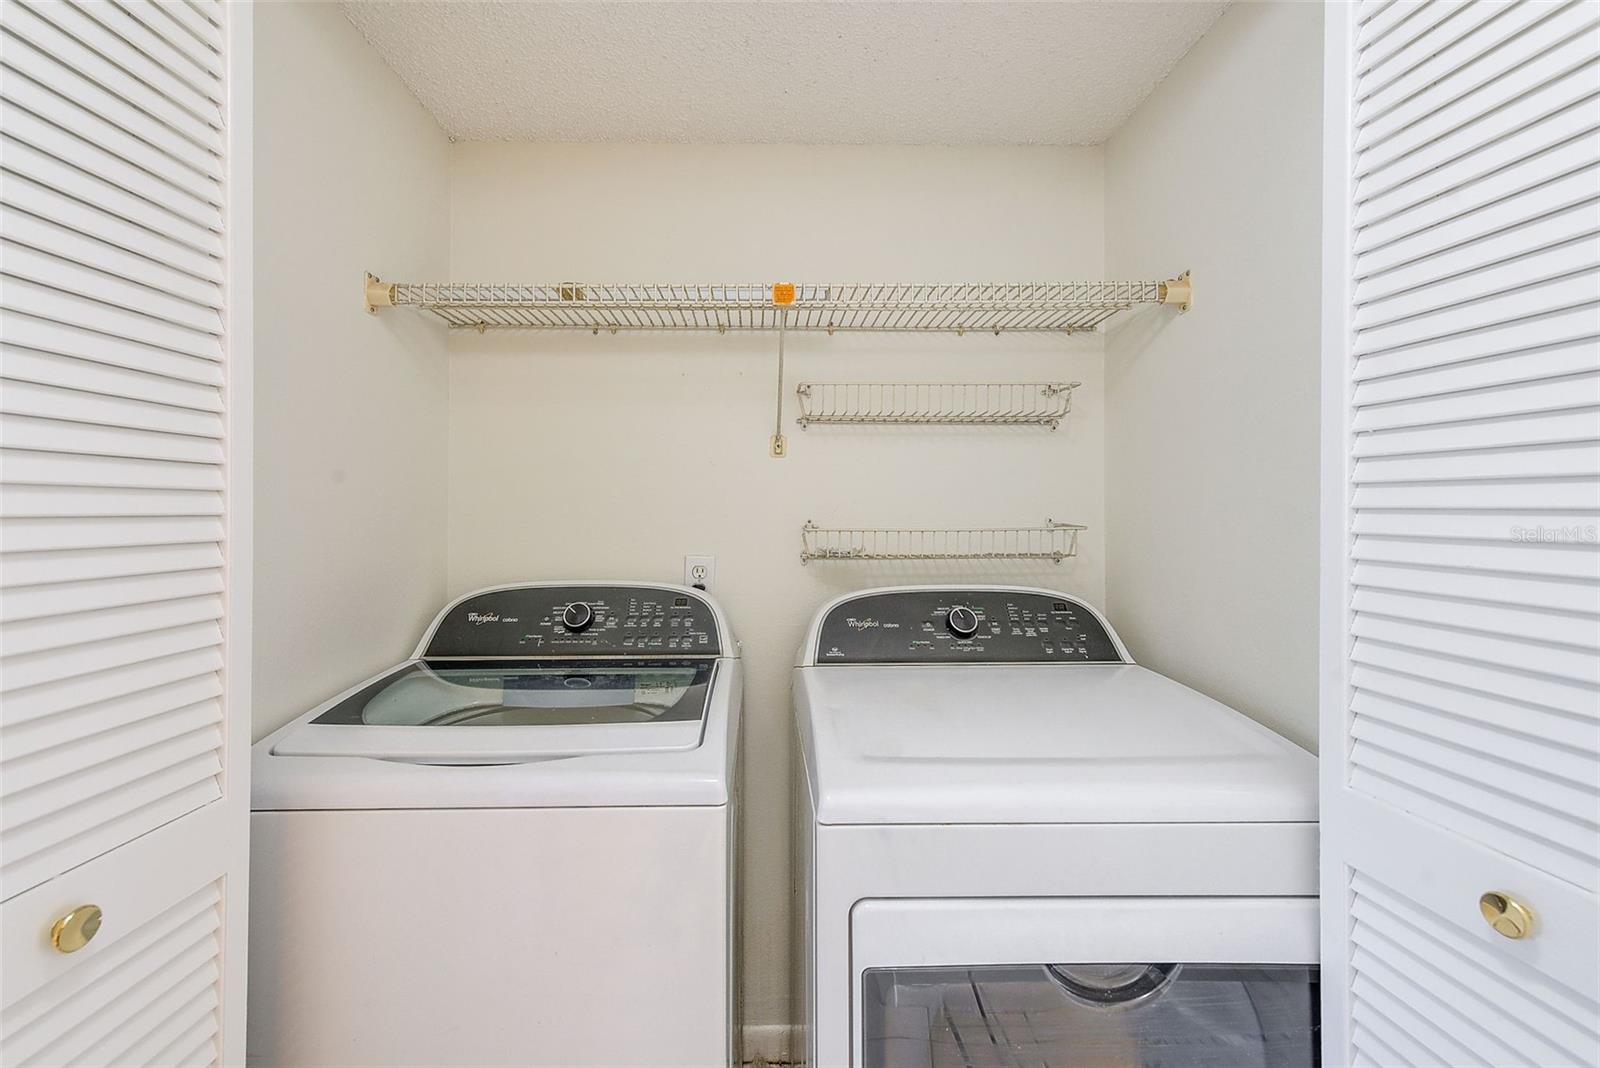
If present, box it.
[562,602,595,632]
[946,606,980,639]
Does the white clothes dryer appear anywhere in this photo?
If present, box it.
[249,582,740,1068]
[792,586,1317,1068]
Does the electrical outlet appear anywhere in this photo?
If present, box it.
[684,555,716,590]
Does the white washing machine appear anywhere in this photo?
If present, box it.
[793,586,1318,1068]
[248,582,740,1068]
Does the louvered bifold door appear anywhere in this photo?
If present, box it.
[1321,1,1600,1066]
[0,1,250,1065]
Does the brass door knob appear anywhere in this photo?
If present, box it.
[1479,891,1534,940]
[50,904,103,954]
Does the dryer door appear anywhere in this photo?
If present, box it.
[852,897,1319,1068]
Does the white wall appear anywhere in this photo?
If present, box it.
[446,142,1106,1046]
[1104,0,1323,750]
[253,2,450,739]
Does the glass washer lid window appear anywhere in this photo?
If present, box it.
[311,659,713,727]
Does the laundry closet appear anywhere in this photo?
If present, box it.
[0,2,1595,1067]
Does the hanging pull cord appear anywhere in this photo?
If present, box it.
[771,308,788,457]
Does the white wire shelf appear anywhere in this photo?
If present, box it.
[365,275,1191,333]
[795,381,1079,429]
[800,521,1085,563]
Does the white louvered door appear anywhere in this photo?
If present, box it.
[1321,1,1600,1066]
[0,0,250,1064]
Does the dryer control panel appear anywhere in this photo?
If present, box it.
[424,585,722,657]
[814,589,1123,664]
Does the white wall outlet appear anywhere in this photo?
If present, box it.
[684,555,716,590]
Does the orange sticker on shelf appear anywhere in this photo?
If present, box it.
[772,283,796,305]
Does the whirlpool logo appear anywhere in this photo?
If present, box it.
[466,611,519,625]
[846,617,880,630]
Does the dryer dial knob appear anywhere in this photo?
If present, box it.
[562,602,595,632]
[946,606,980,639]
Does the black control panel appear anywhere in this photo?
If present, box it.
[424,585,722,658]
[814,589,1123,664]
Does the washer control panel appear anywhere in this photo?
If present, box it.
[814,589,1123,664]
[424,585,721,657]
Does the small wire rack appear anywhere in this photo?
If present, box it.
[795,382,1079,429]
[800,521,1085,563]
[365,276,1191,333]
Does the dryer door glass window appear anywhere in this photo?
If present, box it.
[862,963,1318,1067]
[310,660,713,726]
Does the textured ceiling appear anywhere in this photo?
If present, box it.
[340,1,1230,145]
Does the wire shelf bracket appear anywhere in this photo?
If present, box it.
[796,381,1080,429]
[800,521,1085,564]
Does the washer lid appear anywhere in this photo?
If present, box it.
[796,664,1315,825]
[271,658,710,763]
